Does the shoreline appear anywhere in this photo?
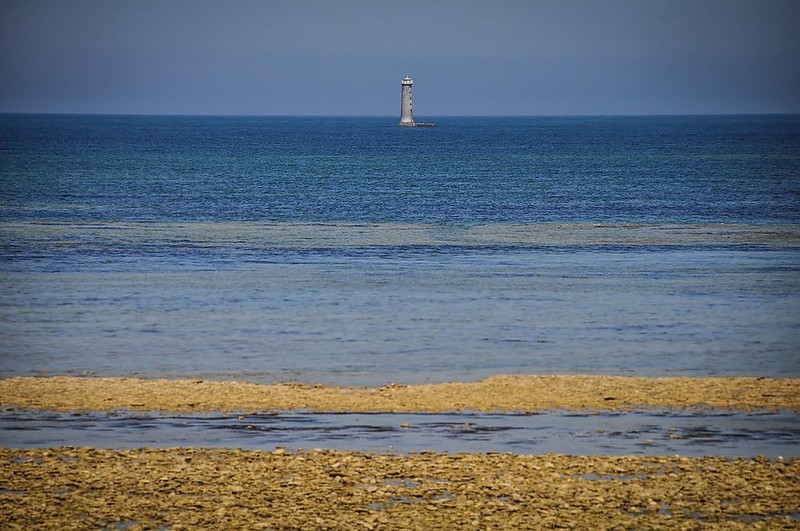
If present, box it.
[2,375,798,413]
[3,376,799,527]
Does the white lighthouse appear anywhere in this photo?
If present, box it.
[399,76,414,126]
[399,76,436,127]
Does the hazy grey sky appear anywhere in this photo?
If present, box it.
[1,0,798,115]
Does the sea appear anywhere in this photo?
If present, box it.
[2,114,800,456]
[1,114,799,387]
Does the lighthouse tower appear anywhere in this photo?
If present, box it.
[399,76,414,126]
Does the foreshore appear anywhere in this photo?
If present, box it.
[1,374,798,413]
[2,375,798,528]
[2,448,797,529]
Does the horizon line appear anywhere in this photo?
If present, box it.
[2,111,799,119]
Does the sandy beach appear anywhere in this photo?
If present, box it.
[2,375,799,528]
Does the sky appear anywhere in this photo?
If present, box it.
[1,0,799,116]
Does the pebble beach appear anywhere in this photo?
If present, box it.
[2,447,798,529]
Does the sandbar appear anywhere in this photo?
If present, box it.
[1,375,798,413]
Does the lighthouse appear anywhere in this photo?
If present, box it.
[399,76,436,127]
[399,76,414,126]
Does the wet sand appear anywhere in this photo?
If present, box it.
[1,447,798,529]
[2,375,798,413]
[2,375,798,528]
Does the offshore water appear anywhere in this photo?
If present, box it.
[1,115,799,386]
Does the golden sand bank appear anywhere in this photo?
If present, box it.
[1,447,798,530]
[1,375,798,413]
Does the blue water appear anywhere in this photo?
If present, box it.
[2,115,800,224]
[1,115,799,385]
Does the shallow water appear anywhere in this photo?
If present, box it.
[1,222,799,385]
[1,410,797,458]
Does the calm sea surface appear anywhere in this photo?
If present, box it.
[1,115,799,385]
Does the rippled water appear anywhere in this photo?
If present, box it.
[2,409,798,457]
[0,221,798,384]
[1,115,799,385]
